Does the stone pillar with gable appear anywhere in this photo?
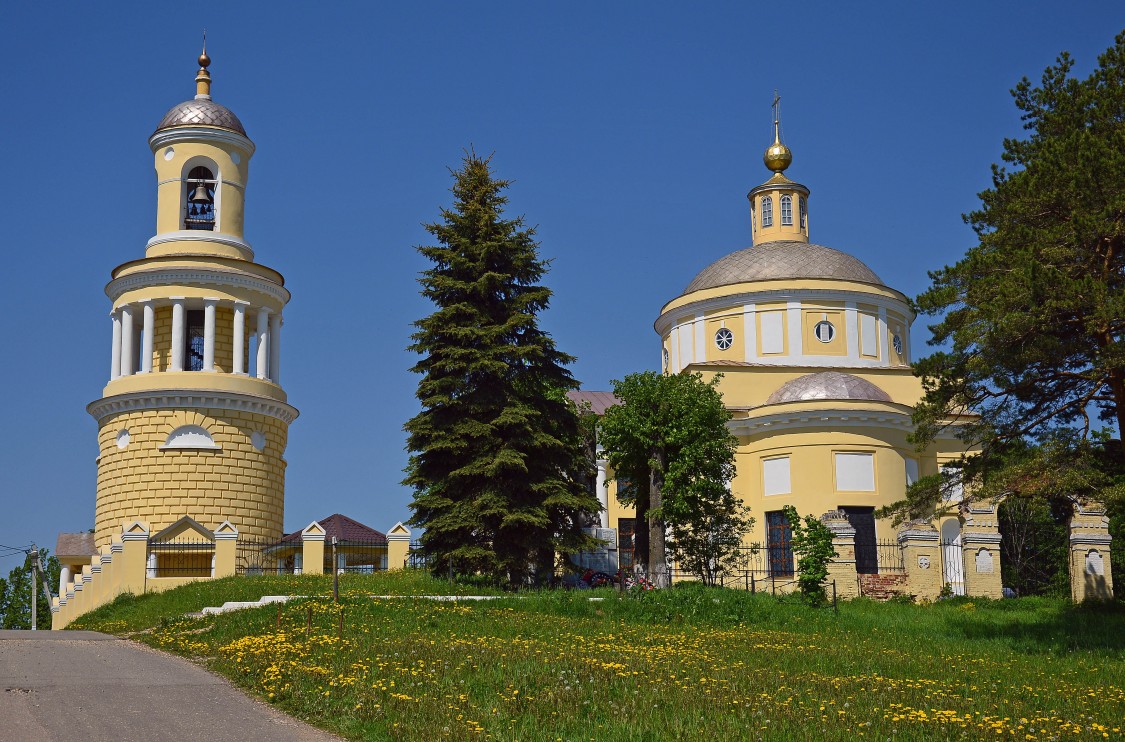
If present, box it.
[301,521,326,575]
[213,522,239,578]
[386,522,412,571]
[897,520,942,600]
[960,501,1004,599]
[820,511,860,599]
[1069,499,1114,602]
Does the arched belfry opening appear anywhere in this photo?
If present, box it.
[184,165,216,230]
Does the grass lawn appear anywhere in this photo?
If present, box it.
[70,572,1125,740]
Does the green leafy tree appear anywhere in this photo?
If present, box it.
[890,33,1125,520]
[404,152,600,587]
[598,371,746,588]
[0,549,60,630]
[781,506,836,605]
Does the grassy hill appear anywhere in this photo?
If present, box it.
[70,572,1125,740]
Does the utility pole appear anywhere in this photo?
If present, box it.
[29,545,38,631]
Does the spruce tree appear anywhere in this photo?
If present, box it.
[404,153,600,587]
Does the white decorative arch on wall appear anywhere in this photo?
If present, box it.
[160,424,221,451]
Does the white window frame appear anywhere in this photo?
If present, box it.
[761,196,773,227]
[780,195,793,226]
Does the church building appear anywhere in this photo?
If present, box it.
[582,106,977,584]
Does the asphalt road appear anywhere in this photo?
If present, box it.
[0,630,340,741]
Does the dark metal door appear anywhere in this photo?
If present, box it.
[766,511,794,576]
[841,506,878,574]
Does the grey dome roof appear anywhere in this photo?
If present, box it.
[765,372,892,405]
[155,98,246,137]
[683,241,884,295]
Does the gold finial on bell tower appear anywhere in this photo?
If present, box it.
[763,91,793,174]
[195,31,212,100]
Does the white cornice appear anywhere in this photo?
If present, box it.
[106,268,290,304]
[88,390,299,425]
[149,126,256,156]
[146,231,254,256]
[656,287,913,333]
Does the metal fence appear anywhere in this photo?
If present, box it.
[873,539,906,574]
[326,540,388,573]
[940,539,966,595]
[235,537,292,576]
[406,540,432,570]
[148,539,214,577]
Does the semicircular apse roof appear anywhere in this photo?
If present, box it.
[765,371,892,405]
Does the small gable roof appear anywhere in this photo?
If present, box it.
[282,514,387,545]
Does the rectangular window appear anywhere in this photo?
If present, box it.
[799,197,807,229]
[940,465,964,502]
[781,196,793,226]
[617,518,636,569]
[835,452,875,492]
[766,511,794,577]
[762,456,791,496]
[905,458,919,487]
[860,312,878,357]
[760,311,785,354]
[185,310,205,372]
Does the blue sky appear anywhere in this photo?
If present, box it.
[1,3,1121,568]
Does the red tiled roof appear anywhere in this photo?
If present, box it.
[282,514,387,544]
[567,390,620,416]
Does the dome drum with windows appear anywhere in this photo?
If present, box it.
[86,49,297,547]
[641,97,976,554]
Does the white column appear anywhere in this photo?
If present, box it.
[232,301,247,375]
[110,310,122,379]
[170,298,186,372]
[268,313,282,383]
[596,458,610,529]
[203,298,218,372]
[256,308,270,380]
[59,565,71,598]
[140,301,155,373]
[120,305,135,376]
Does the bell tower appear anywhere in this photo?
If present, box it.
[88,47,297,546]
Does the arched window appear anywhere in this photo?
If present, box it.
[799,196,807,229]
[160,425,220,450]
[780,195,793,226]
[184,166,217,231]
[761,196,773,227]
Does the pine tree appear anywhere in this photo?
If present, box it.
[887,33,1125,519]
[404,152,600,587]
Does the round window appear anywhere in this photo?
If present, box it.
[714,327,734,350]
[814,320,836,343]
[893,334,903,355]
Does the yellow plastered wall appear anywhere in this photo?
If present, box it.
[733,425,927,544]
[153,306,172,371]
[704,306,745,362]
[153,140,251,241]
[802,303,847,355]
[94,407,287,547]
